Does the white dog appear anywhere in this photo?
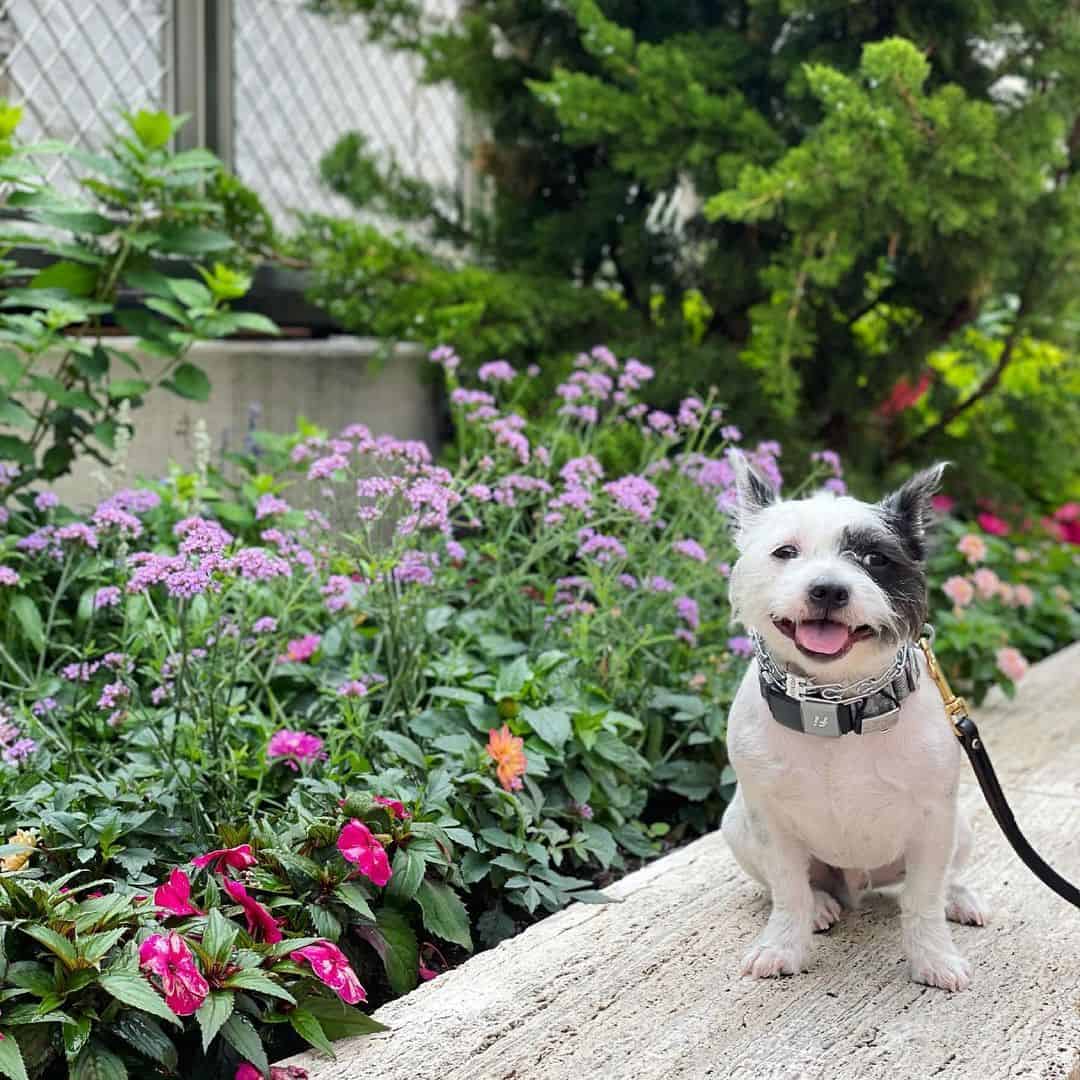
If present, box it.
[721,454,987,991]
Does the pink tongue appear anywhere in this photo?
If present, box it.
[795,620,851,655]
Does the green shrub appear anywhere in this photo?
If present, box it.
[0,105,277,495]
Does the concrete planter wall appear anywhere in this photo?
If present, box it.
[47,336,440,505]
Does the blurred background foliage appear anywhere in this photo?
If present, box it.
[299,0,1080,513]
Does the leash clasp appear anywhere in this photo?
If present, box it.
[918,625,970,737]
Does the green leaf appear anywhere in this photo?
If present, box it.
[155,225,233,255]
[202,909,239,964]
[126,110,175,150]
[31,208,114,235]
[30,261,99,297]
[107,379,152,400]
[580,822,617,869]
[222,969,296,1004]
[62,1015,92,1060]
[416,880,472,950]
[333,882,376,921]
[220,1014,267,1075]
[72,1040,128,1080]
[22,925,76,968]
[357,909,417,996]
[6,962,55,998]
[374,730,426,768]
[0,434,34,466]
[0,1032,28,1080]
[165,277,213,309]
[96,973,180,1027]
[111,1012,178,1071]
[163,362,211,402]
[301,996,387,1039]
[194,990,234,1053]
[385,847,425,903]
[0,350,25,386]
[521,706,572,749]
[222,311,279,336]
[289,1008,335,1058]
[494,655,532,699]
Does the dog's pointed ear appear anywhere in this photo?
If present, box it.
[879,462,948,561]
[729,450,778,532]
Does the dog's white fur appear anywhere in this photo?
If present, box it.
[721,456,988,991]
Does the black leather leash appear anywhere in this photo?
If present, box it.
[918,629,1080,910]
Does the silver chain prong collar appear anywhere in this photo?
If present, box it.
[751,631,918,705]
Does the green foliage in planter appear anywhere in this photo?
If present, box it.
[0,106,278,495]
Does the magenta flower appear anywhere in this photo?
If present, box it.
[291,941,367,1004]
[251,616,278,634]
[977,512,1010,537]
[154,868,202,916]
[373,795,411,820]
[222,878,283,943]
[93,586,121,609]
[337,819,392,886]
[338,679,369,698]
[603,475,660,522]
[727,636,754,658]
[33,491,59,512]
[192,843,257,875]
[0,567,19,586]
[267,729,325,767]
[139,932,209,1016]
[278,634,321,663]
[255,494,290,519]
[56,523,98,549]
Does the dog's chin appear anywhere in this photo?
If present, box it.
[770,617,879,664]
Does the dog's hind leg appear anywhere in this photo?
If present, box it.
[722,789,841,936]
[945,811,990,926]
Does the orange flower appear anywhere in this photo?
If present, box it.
[487,725,527,791]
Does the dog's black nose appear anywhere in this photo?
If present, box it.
[808,580,850,608]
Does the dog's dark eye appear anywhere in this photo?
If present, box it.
[862,551,890,570]
[772,544,799,560]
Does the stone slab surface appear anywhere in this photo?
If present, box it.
[289,643,1080,1080]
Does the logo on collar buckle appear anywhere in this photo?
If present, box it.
[799,700,842,737]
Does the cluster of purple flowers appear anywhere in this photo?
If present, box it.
[0,706,36,765]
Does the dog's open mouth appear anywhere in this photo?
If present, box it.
[772,618,876,660]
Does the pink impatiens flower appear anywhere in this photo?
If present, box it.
[138,932,209,1016]
[373,795,411,820]
[291,941,367,1004]
[977,512,1010,537]
[337,819,392,886]
[154,868,202,917]
[192,843,257,875]
[222,878,284,943]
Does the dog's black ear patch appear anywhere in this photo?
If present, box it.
[729,450,777,528]
[879,463,947,561]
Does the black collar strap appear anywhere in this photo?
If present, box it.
[757,645,920,737]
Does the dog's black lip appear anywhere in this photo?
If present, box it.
[771,617,876,661]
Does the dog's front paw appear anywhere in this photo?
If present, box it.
[908,947,971,992]
[741,939,806,979]
[946,883,989,927]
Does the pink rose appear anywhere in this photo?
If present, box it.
[291,941,367,1005]
[337,819,392,886]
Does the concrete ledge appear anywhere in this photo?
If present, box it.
[288,642,1080,1080]
[46,337,438,505]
